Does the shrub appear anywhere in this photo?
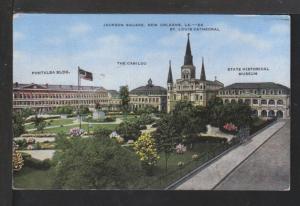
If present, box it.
[192,154,200,161]
[250,118,276,134]
[133,133,159,176]
[136,114,155,125]
[15,139,28,149]
[177,161,185,168]
[116,121,141,141]
[52,106,73,115]
[104,116,116,122]
[94,128,113,138]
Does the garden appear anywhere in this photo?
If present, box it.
[13,98,276,189]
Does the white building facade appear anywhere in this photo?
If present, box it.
[217,82,290,119]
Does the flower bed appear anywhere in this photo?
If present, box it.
[69,127,85,137]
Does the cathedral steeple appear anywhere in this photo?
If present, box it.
[184,33,193,65]
[167,60,173,84]
[200,57,206,81]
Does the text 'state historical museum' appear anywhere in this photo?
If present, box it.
[13,34,290,118]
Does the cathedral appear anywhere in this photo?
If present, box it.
[167,33,224,112]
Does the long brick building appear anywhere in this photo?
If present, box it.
[13,82,110,113]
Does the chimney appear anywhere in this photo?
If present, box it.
[15,82,19,87]
[45,83,49,88]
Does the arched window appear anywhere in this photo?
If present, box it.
[268,110,275,117]
[269,99,275,105]
[224,99,229,103]
[245,99,251,105]
[261,99,267,105]
[253,99,258,104]
[276,110,283,118]
[238,99,243,103]
[231,99,236,103]
[261,110,267,117]
[277,100,283,105]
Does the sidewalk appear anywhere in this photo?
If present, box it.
[175,120,287,190]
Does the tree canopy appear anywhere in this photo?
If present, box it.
[12,112,25,137]
[119,86,130,113]
[53,137,142,189]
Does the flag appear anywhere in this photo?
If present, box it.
[78,67,93,81]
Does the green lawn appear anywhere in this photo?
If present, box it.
[136,142,230,189]
[14,167,55,189]
[25,118,74,130]
[13,141,229,189]
[47,118,74,126]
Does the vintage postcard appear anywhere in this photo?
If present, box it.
[12,14,290,190]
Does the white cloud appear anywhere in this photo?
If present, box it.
[217,23,272,51]
[68,23,92,36]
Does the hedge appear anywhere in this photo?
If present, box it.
[22,153,52,170]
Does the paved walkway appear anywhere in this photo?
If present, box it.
[215,120,290,190]
[175,120,287,190]
[19,150,55,160]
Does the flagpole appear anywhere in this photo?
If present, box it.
[79,76,82,129]
[77,67,81,129]
[78,66,82,129]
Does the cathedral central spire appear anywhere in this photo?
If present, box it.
[200,57,206,81]
[184,33,193,65]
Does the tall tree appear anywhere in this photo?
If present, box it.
[153,114,176,173]
[12,111,25,137]
[207,97,224,127]
[171,101,207,146]
[119,86,130,114]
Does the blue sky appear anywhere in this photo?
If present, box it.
[13,14,290,90]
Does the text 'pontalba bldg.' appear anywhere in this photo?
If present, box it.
[167,34,224,112]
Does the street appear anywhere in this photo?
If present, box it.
[215,120,290,190]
